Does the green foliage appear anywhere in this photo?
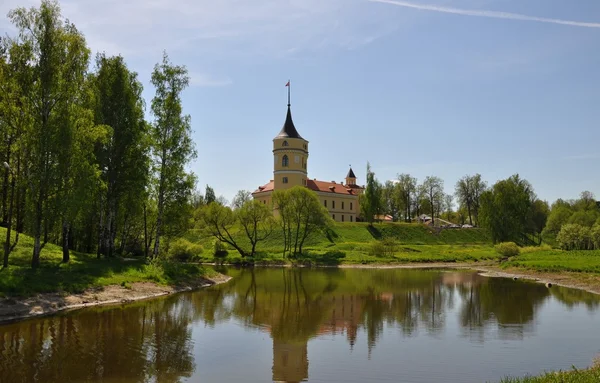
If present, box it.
[455,174,487,226]
[495,242,521,257]
[557,224,595,250]
[91,53,149,258]
[149,52,197,257]
[396,174,417,222]
[479,174,540,245]
[272,186,333,256]
[237,200,275,256]
[543,192,599,246]
[368,238,398,258]
[0,227,213,297]
[422,175,444,225]
[360,162,382,224]
[212,239,228,259]
[167,238,204,262]
[197,202,247,256]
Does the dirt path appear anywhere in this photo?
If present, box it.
[0,273,230,325]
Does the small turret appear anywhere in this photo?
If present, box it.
[345,167,357,186]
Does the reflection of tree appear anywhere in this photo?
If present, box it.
[0,297,196,383]
[550,286,600,311]
[2,269,599,383]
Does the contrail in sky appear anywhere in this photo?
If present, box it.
[369,0,600,29]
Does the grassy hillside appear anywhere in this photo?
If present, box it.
[189,222,497,265]
[0,227,214,297]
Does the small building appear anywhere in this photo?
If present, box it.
[253,100,364,222]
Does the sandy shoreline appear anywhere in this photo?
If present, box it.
[0,273,231,325]
[1,262,599,325]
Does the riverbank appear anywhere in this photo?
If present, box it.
[0,272,230,324]
[498,359,600,383]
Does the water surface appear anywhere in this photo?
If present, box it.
[1,268,599,383]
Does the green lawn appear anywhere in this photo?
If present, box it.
[0,227,215,297]
[503,250,600,273]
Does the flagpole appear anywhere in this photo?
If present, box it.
[287,79,291,106]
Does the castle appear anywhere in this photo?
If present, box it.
[252,97,364,222]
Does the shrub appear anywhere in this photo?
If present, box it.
[520,244,552,253]
[495,242,520,257]
[368,238,398,258]
[213,240,228,261]
[168,238,204,262]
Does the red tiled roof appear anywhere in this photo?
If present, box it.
[252,179,363,195]
[253,180,275,194]
[307,179,357,195]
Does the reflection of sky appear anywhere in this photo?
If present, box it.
[187,318,274,382]
[306,292,600,383]
[186,285,599,383]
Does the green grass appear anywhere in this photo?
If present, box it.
[497,364,600,383]
[0,227,215,297]
[503,249,600,273]
[188,222,498,265]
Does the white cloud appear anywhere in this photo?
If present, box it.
[1,0,400,60]
[370,0,600,28]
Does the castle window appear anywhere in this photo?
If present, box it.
[350,202,353,210]
[283,177,288,184]
[333,214,335,220]
[324,200,327,208]
[350,215,353,222]
[342,202,345,210]
[282,155,289,167]
[342,215,345,222]
[295,155,300,163]
[332,201,335,209]
[282,141,289,147]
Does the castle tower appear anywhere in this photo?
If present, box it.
[273,84,309,190]
[345,167,357,186]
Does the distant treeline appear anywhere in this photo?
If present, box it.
[358,163,598,248]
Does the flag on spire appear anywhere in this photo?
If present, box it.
[285,80,290,87]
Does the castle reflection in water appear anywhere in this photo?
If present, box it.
[1,268,598,383]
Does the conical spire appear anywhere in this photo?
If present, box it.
[346,167,356,179]
[275,82,303,140]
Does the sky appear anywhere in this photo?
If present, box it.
[1,0,599,205]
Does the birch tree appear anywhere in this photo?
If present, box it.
[150,52,196,257]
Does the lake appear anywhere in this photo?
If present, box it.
[1,267,599,383]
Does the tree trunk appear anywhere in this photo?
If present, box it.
[1,151,9,226]
[153,200,163,258]
[119,213,129,255]
[97,196,104,259]
[32,196,42,269]
[3,170,15,268]
[143,204,149,258]
[467,203,473,226]
[62,221,70,263]
[153,162,166,258]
